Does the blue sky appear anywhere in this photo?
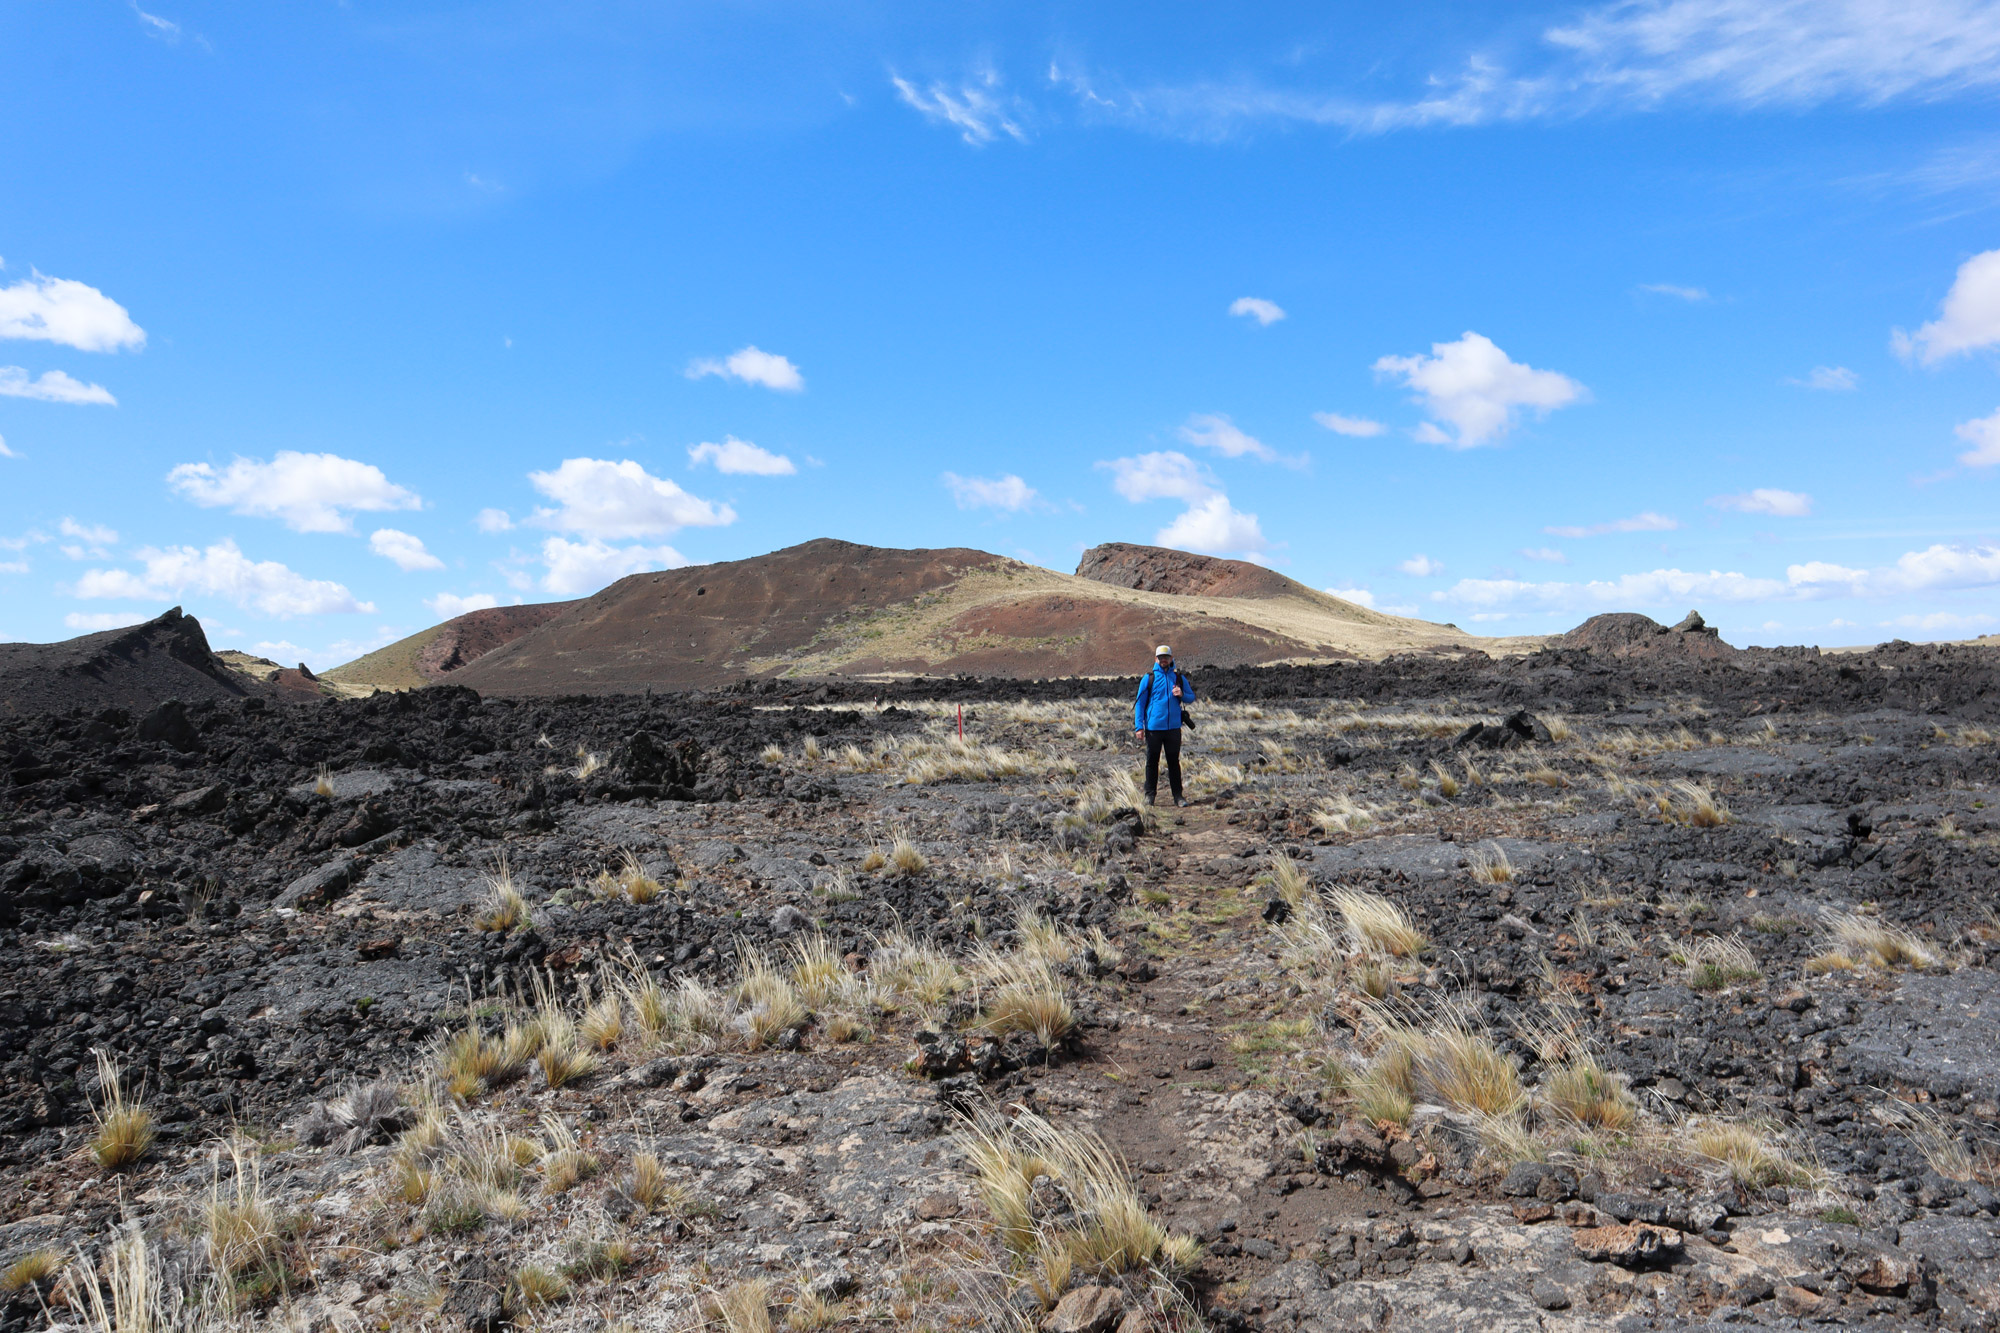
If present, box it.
[6,1,2000,666]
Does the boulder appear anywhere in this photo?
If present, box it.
[1042,1284,1125,1333]
[1571,1223,1684,1267]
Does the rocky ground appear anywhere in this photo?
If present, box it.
[2,641,1999,1331]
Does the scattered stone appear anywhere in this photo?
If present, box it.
[1571,1223,1685,1268]
[1042,1284,1125,1333]
[1530,1277,1571,1310]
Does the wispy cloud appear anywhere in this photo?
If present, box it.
[1544,510,1678,538]
[687,437,796,475]
[1786,365,1858,390]
[1519,546,1570,564]
[1312,412,1386,438]
[1957,407,2000,468]
[685,345,804,392]
[1709,488,1813,517]
[426,591,500,619]
[1639,282,1708,301]
[942,472,1040,513]
[1398,554,1444,577]
[891,69,1027,145]
[1177,412,1290,463]
[0,367,116,405]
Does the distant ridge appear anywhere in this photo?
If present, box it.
[0,608,252,716]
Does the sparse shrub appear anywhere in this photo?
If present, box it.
[1679,935,1761,990]
[88,1050,153,1170]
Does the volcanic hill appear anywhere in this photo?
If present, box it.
[327,538,1544,695]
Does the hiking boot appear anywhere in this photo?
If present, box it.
[1174,798,1188,808]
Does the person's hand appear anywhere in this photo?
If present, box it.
[1134,728,1144,738]
[1172,685,1182,698]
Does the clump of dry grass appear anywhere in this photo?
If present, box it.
[888,836,928,876]
[868,927,964,1016]
[530,973,599,1088]
[1653,779,1734,827]
[0,1249,62,1296]
[66,1227,221,1333]
[1543,1056,1636,1130]
[475,859,530,932]
[1676,935,1762,990]
[1691,1120,1820,1191]
[1823,909,1938,969]
[509,1264,570,1313]
[312,763,335,798]
[201,1140,279,1278]
[959,1109,1196,1278]
[1428,760,1461,798]
[1419,1015,1524,1116]
[735,945,808,1050]
[88,1050,153,1170]
[599,850,664,904]
[710,1277,776,1333]
[436,1005,538,1100]
[623,1150,685,1214]
[1330,888,1426,957]
[579,986,624,1052]
[1264,855,1312,908]
[1877,1100,1977,1182]
[977,956,1076,1047]
[538,1115,600,1193]
[1467,843,1514,884]
[860,846,888,873]
[1310,795,1377,836]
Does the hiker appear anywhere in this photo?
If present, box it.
[1134,644,1195,807]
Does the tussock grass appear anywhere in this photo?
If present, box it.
[711,1277,776,1333]
[1330,888,1426,957]
[1265,855,1311,908]
[508,1264,570,1312]
[1428,760,1461,798]
[1395,763,1422,791]
[1824,909,1938,969]
[1310,795,1377,836]
[1544,1056,1637,1130]
[475,858,530,932]
[538,1115,600,1194]
[67,1227,220,1333]
[312,763,335,798]
[1691,1120,1820,1191]
[1419,1017,1524,1116]
[623,1150,684,1214]
[860,846,888,873]
[579,988,624,1051]
[959,1109,1193,1278]
[202,1141,279,1278]
[976,956,1075,1047]
[88,1050,153,1170]
[1877,1100,1977,1182]
[1806,949,1862,975]
[1517,762,1568,788]
[1467,843,1515,884]
[1,1249,62,1295]
[1653,778,1734,827]
[1676,935,1761,990]
[869,927,965,1015]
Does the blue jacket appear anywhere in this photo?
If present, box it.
[1135,662,1195,731]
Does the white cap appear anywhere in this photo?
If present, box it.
[1155,644,1173,657]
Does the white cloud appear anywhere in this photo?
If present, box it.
[1229,297,1286,325]
[527,457,734,540]
[475,507,514,533]
[167,451,421,533]
[73,539,373,617]
[1787,365,1858,390]
[1639,282,1709,301]
[1373,332,1585,447]
[1883,611,1996,633]
[132,6,180,41]
[58,517,116,561]
[1955,408,2000,467]
[369,528,446,572]
[1178,412,1279,462]
[64,611,143,632]
[1708,488,1813,517]
[942,472,1039,512]
[0,434,13,458]
[1326,585,1377,607]
[687,437,797,476]
[538,536,687,596]
[1099,451,1215,503]
[1519,546,1570,564]
[426,591,501,619]
[891,70,1027,145]
[685,345,805,392]
[1399,554,1445,577]
[1544,511,1679,538]
[1156,494,1267,556]
[1312,412,1386,438]
[0,367,116,405]
[1894,247,2000,363]
[0,272,145,352]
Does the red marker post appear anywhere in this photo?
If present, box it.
[957,703,964,741]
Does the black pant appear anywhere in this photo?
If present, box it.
[1143,728,1183,802]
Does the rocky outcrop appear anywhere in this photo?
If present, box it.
[0,608,259,716]
[1074,543,1303,600]
[1558,609,1739,661]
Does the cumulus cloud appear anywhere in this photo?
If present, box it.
[1229,297,1286,325]
[1312,412,1386,438]
[1373,332,1585,447]
[1519,547,1570,564]
[1156,494,1267,556]
[1639,283,1709,301]
[0,272,145,352]
[58,517,117,560]
[1894,248,2000,363]
[426,591,500,619]
[73,539,373,617]
[1399,554,1445,576]
[685,345,805,392]
[64,611,145,632]
[1955,408,2000,467]
[1327,586,1377,607]
[475,508,514,533]
[1435,541,2000,613]
[1709,488,1813,516]
[891,69,1026,144]
[1544,511,1679,538]
[1177,412,1281,462]
[687,437,796,475]
[0,434,14,458]
[168,451,421,533]
[527,457,734,540]
[942,472,1039,512]
[0,367,116,405]
[1787,365,1858,390]
[1883,611,1996,633]
[538,536,687,596]
[369,528,445,572]
[1099,451,1216,504]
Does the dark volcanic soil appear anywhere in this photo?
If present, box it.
[1075,543,1319,602]
[4,641,2000,1331]
[0,610,264,718]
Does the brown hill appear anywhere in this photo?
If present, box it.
[0,608,260,716]
[1558,609,1739,661]
[323,602,575,693]
[403,538,1546,696]
[1076,543,1306,600]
